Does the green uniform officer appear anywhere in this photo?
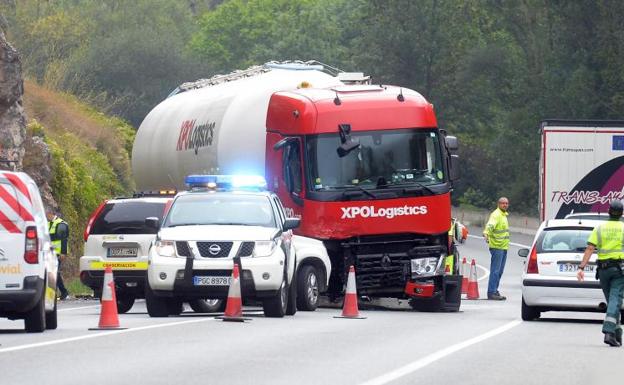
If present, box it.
[577,199,624,347]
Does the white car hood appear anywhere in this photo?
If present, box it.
[158,225,278,241]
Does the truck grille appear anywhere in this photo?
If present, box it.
[196,242,233,258]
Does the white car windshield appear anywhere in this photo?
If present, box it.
[537,228,593,253]
[164,194,276,228]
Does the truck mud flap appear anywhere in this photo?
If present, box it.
[441,274,461,312]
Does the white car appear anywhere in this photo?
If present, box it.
[519,218,622,321]
[0,171,58,332]
[146,176,300,318]
[79,196,172,313]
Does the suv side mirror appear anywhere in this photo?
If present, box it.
[283,218,301,231]
[518,248,529,258]
[145,217,160,230]
[55,222,69,240]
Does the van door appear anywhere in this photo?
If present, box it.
[0,176,27,290]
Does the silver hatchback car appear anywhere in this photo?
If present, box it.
[519,218,624,321]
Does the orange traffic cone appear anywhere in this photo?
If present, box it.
[334,265,366,319]
[461,257,468,294]
[216,263,250,322]
[89,265,126,330]
[466,259,480,300]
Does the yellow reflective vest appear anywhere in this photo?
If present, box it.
[483,208,509,250]
[48,216,67,255]
[587,220,624,260]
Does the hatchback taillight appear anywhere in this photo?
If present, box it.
[24,226,38,264]
[84,201,107,241]
[527,246,539,274]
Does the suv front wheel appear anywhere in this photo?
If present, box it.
[263,279,288,318]
[145,284,170,317]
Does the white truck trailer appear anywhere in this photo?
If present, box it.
[539,119,624,221]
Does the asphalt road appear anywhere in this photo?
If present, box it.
[1,229,621,385]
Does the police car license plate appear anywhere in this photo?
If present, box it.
[193,276,232,286]
[107,247,138,257]
[558,263,594,273]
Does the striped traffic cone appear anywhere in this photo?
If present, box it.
[334,266,366,319]
[216,263,251,322]
[461,257,469,294]
[89,265,126,330]
[466,259,480,300]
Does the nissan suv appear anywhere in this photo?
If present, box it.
[145,175,300,318]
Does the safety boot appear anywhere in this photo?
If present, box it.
[604,333,621,347]
[616,329,622,345]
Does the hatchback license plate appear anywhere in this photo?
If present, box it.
[193,276,232,286]
[558,263,594,273]
[107,247,138,257]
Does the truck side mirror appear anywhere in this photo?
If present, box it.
[445,135,458,152]
[449,154,460,182]
[283,218,301,231]
[145,217,160,230]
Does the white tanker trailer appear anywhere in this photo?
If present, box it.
[133,62,343,311]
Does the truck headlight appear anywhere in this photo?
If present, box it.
[411,256,441,277]
[253,240,277,257]
[155,240,177,258]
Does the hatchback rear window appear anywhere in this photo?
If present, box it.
[536,227,593,253]
[90,201,166,235]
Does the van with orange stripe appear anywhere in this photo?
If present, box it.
[0,171,58,332]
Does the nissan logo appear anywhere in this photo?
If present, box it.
[208,244,222,256]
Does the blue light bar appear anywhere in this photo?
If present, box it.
[185,175,267,191]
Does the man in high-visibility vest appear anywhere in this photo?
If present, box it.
[47,210,70,300]
[577,199,624,347]
[483,197,510,300]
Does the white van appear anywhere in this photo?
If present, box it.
[0,171,58,332]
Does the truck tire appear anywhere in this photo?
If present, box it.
[296,265,319,311]
[263,279,287,318]
[25,292,46,333]
[521,297,540,321]
[145,284,169,317]
[286,275,297,316]
[189,299,226,313]
[408,297,443,312]
[45,295,58,330]
[116,293,135,314]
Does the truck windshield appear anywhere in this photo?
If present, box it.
[306,129,445,191]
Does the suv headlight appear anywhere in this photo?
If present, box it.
[253,240,278,257]
[411,256,443,277]
[155,240,177,258]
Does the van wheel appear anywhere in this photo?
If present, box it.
[521,297,540,321]
[286,274,297,316]
[45,295,58,330]
[189,299,226,313]
[296,265,319,311]
[263,279,287,318]
[116,293,135,314]
[25,293,46,333]
[145,284,169,317]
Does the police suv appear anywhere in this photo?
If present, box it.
[145,175,300,318]
[0,171,58,332]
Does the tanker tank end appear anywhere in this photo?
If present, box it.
[185,174,267,192]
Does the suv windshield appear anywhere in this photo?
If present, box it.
[536,227,593,253]
[306,128,445,190]
[164,194,276,227]
[91,201,166,235]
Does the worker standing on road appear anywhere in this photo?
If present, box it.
[483,197,509,300]
[47,210,70,300]
[577,199,624,347]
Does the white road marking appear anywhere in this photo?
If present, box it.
[358,319,522,385]
[475,264,490,282]
[0,318,212,354]
[467,234,529,248]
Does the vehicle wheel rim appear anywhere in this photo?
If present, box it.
[280,281,287,310]
[204,299,220,306]
[307,273,319,305]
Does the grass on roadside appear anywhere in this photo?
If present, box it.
[65,277,94,297]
